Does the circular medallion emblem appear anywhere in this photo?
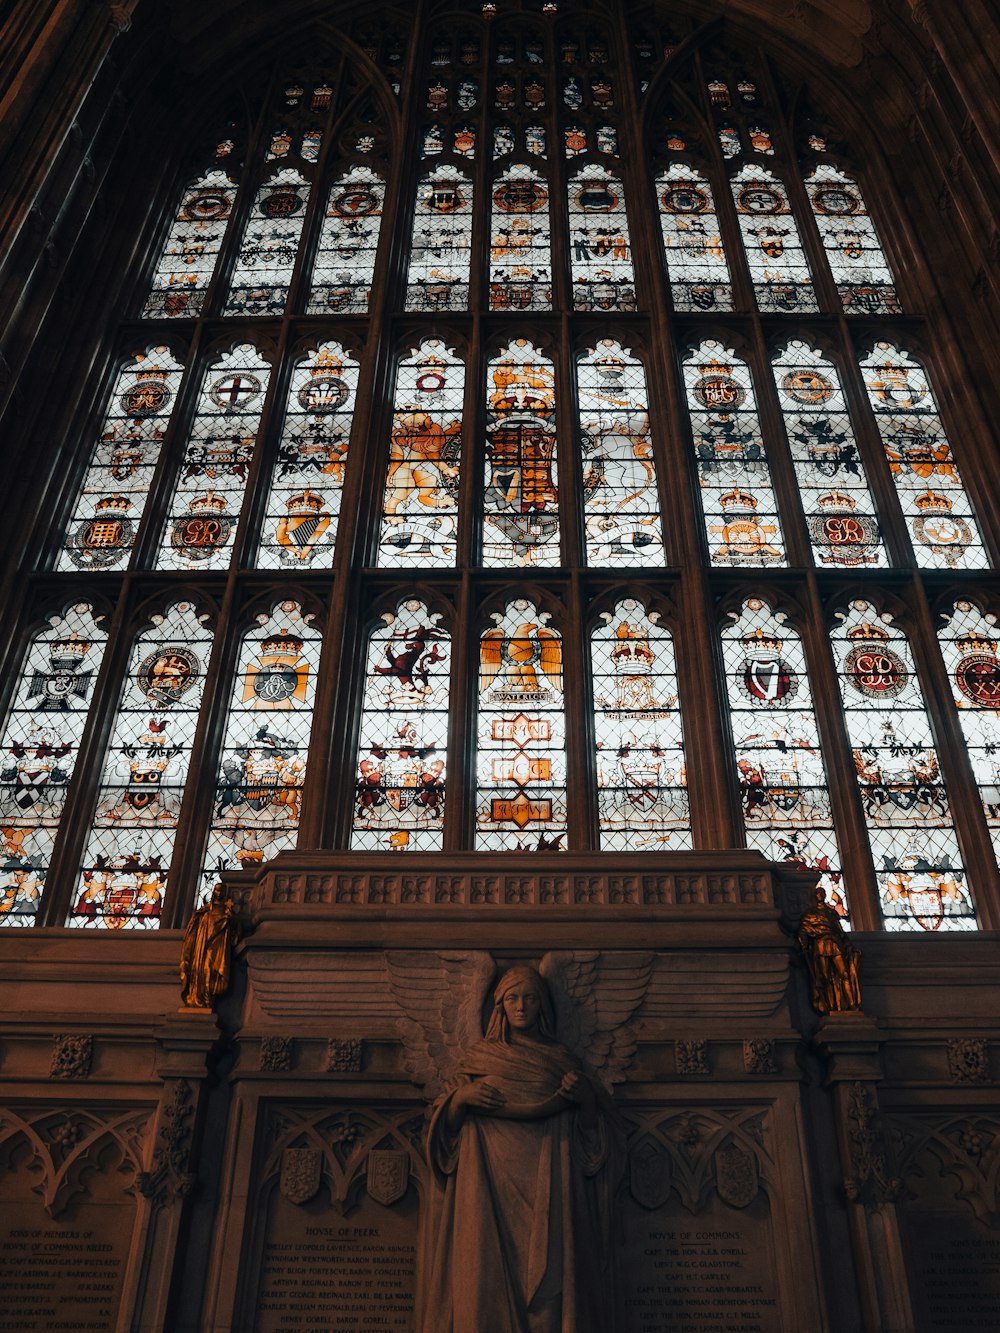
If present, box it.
[693,373,746,411]
[737,184,784,215]
[781,370,834,405]
[493,181,548,213]
[260,190,303,219]
[416,370,446,393]
[661,184,709,215]
[136,646,201,704]
[913,512,972,554]
[252,667,300,705]
[297,376,349,412]
[808,513,879,565]
[576,182,618,212]
[332,187,378,216]
[741,656,797,706]
[69,515,133,569]
[121,379,172,418]
[183,190,230,221]
[844,643,909,698]
[210,373,262,411]
[955,652,1000,708]
[812,186,860,215]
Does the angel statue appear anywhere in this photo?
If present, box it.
[388,950,652,1333]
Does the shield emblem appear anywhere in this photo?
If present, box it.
[280,1147,322,1205]
[629,1137,672,1210]
[715,1143,758,1208]
[367,1149,409,1206]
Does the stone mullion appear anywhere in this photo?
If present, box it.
[904,575,1000,932]
[547,41,571,320]
[32,575,138,927]
[798,577,884,932]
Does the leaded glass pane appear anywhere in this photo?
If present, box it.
[568,167,635,311]
[722,598,848,916]
[577,341,664,566]
[938,601,1000,867]
[476,600,566,851]
[772,341,888,568]
[731,165,818,313]
[860,343,989,570]
[0,606,108,926]
[198,602,321,902]
[805,165,900,315]
[483,341,559,568]
[405,166,473,312]
[306,167,385,314]
[593,600,690,851]
[656,163,733,312]
[70,601,213,930]
[156,345,271,571]
[223,169,311,316]
[833,599,976,931]
[378,341,464,568]
[57,348,184,573]
[683,341,786,567]
[489,165,552,311]
[256,343,358,570]
[143,170,236,318]
[352,600,451,852]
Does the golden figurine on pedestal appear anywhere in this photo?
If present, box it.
[797,886,862,1015]
[180,885,241,1009]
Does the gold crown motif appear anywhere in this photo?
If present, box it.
[957,633,997,656]
[311,347,344,375]
[914,489,953,512]
[740,627,782,654]
[847,622,890,641]
[51,634,92,659]
[818,490,857,510]
[96,493,133,513]
[261,628,304,655]
[698,358,734,378]
[189,490,227,514]
[286,489,324,515]
[720,487,758,512]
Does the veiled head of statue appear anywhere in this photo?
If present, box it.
[486,965,556,1042]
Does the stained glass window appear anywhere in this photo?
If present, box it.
[143,169,237,318]
[833,599,976,931]
[938,601,1000,867]
[489,165,552,311]
[860,343,988,570]
[656,163,733,313]
[256,343,358,570]
[683,341,786,567]
[577,341,664,566]
[57,348,184,573]
[307,167,385,314]
[805,165,900,315]
[731,165,818,312]
[378,341,464,568]
[0,605,108,926]
[352,600,451,852]
[198,602,321,903]
[476,600,566,851]
[592,600,690,851]
[405,166,474,312]
[223,169,311,316]
[568,167,635,311]
[156,345,271,571]
[483,341,559,568]
[71,601,213,930]
[723,598,847,916]
[772,341,888,568]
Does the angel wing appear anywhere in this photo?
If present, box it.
[535,627,562,694]
[479,628,505,697]
[387,951,497,1099]
[539,951,653,1093]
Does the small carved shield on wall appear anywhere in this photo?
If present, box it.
[715,1143,758,1209]
[366,1149,409,1206]
[280,1148,322,1205]
[629,1137,672,1211]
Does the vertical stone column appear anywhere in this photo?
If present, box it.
[814,1014,914,1333]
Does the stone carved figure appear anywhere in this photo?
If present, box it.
[179,885,241,1008]
[797,886,862,1015]
[389,950,652,1333]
